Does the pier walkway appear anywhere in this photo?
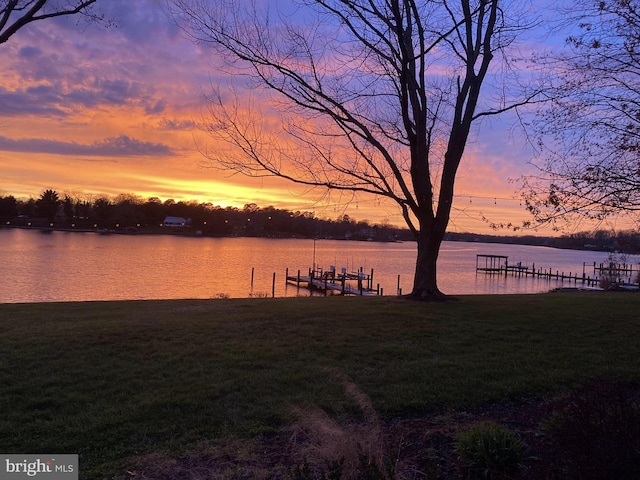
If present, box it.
[286,266,381,296]
[476,254,639,290]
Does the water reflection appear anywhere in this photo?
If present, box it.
[0,228,634,303]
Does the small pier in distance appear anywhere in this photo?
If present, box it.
[476,254,640,290]
[286,266,381,296]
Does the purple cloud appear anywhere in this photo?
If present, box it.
[160,119,198,131]
[0,135,172,157]
[18,46,41,59]
[0,86,67,117]
[0,77,158,117]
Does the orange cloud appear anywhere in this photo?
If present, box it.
[0,2,584,237]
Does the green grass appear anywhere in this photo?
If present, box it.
[1,293,640,478]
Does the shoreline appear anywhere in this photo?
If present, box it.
[0,223,629,254]
[0,287,626,306]
[0,223,400,242]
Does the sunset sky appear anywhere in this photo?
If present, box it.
[0,0,607,235]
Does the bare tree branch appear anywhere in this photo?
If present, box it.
[172,0,540,299]
[521,0,640,229]
[0,0,102,45]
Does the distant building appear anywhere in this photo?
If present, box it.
[162,216,190,227]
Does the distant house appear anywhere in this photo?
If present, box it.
[162,216,190,227]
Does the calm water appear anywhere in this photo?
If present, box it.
[0,228,635,303]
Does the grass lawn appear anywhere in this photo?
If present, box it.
[1,292,639,478]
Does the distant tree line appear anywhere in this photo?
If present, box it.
[1,190,639,252]
[445,230,640,254]
[0,190,409,241]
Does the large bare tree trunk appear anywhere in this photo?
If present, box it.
[411,229,446,300]
[172,0,536,301]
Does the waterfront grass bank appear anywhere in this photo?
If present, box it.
[1,293,639,478]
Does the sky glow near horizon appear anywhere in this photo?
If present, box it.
[0,0,625,235]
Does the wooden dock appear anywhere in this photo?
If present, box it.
[476,254,639,289]
[286,266,381,296]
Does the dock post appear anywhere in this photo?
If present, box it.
[297,270,301,287]
[397,275,401,295]
[285,268,288,284]
[251,267,255,287]
[370,269,374,290]
[272,272,276,298]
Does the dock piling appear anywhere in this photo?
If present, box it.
[284,265,383,296]
[476,254,635,289]
[272,272,276,298]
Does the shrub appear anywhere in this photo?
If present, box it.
[248,291,271,298]
[289,369,396,480]
[542,379,640,480]
[455,421,525,479]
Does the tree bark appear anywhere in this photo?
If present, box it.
[409,227,448,301]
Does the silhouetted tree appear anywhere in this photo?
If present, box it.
[112,194,142,228]
[75,199,90,220]
[173,0,540,299]
[19,198,37,218]
[522,0,640,228]
[36,189,61,224]
[0,195,17,221]
[142,197,165,226]
[63,195,74,226]
[92,197,113,228]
